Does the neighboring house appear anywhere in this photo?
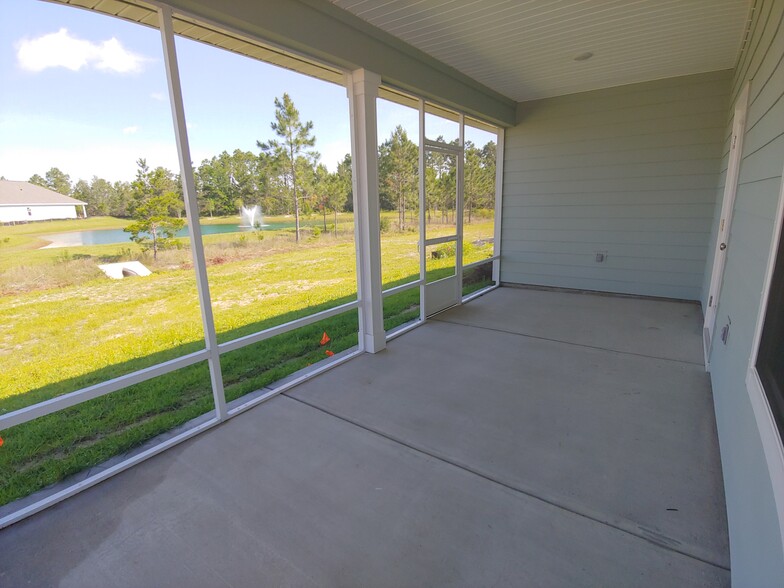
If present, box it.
[0,180,87,223]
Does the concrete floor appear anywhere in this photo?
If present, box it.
[0,287,729,587]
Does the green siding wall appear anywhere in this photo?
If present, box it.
[501,71,731,299]
[705,0,784,584]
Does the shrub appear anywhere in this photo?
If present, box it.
[432,242,456,259]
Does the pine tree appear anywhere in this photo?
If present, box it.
[257,94,317,242]
[379,126,418,231]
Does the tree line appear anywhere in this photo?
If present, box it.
[27,94,496,238]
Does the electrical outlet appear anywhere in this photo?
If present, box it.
[595,251,607,263]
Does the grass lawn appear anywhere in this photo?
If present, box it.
[0,211,494,506]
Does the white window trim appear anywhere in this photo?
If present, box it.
[704,81,751,368]
[745,165,784,555]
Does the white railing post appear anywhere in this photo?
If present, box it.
[455,113,465,303]
[158,6,228,419]
[419,99,427,322]
[493,127,505,284]
[346,69,386,353]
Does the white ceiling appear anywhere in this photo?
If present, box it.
[330,0,752,102]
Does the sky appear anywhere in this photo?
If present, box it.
[0,0,496,184]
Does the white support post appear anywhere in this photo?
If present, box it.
[158,6,228,419]
[492,127,505,284]
[346,69,386,353]
[455,113,465,303]
[418,99,427,322]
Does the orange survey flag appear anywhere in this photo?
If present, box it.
[325,350,335,357]
[320,332,330,346]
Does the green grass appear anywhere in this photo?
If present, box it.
[0,212,495,506]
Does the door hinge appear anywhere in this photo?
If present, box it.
[709,295,714,307]
[732,134,737,149]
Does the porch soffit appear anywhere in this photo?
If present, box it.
[331,0,752,102]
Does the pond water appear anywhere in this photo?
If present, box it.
[41,221,294,249]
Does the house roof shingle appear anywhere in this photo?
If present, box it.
[0,180,87,206]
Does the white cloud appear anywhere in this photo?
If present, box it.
[16,28,147,74]
[150,92,166,102]
[122,126,139,135]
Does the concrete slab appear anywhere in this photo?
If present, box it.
[288,296,728,567]
[437,286,705,364]
[0,397,727,587]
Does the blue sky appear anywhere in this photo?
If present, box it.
[0,0,494,184]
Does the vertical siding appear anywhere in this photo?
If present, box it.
[705,0,784,583]
[501,71,731,299]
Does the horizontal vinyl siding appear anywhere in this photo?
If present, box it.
[501,70,731,299]
[704,0,784,585]
[0,205,78,223]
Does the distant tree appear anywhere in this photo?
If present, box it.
[45,167,72,195]
[258,94,317,242]
[425,138,457,224]
[71,176,116,216]
[379,126,418,231]
[336,154,353,214]
[125,194,185,260]
[125,159,184,260]
[294,155,318,217]
[329,155,352,235]
[196,150,265,217]
[313,164,332,231]
[71,179,91,213]
[108,181,133,217]
[29,168,72,195]
[463,141,495,223]
[129,159,178,212]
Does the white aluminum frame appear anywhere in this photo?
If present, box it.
[0,1,506,528]
[459,123,504,302]
[218,300,359,354]
[492,127,505,285]
[455,113,466,305]
[382,280,423,299]
[421,110,464,316]
[0,349,209,430]
[419,98,428,323]
[0,9,363,436]
[159,6,228,420]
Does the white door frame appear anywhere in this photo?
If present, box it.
[704,81,751,367]
[422,139,465,316]
[420,103,465,317]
